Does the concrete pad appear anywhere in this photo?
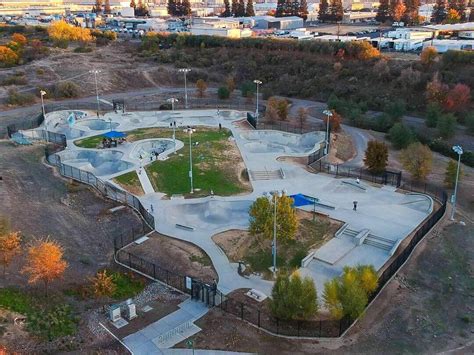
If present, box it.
[314,235,356,265]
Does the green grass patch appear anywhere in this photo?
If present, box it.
[113,170,144,195]
[189,254,212,267]
[111,272,146,299]
[0,288,78,340]
[74,135,104,148]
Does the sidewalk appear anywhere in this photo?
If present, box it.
[137,168,155,194]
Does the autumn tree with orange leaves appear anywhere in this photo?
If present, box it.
[91,270,116,310]
[48,20,92,45]
[22,239,67,296]
[0,231,21,277]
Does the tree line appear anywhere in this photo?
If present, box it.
[92,0,112,14]
[221,0,255,17]
[430,0,474,23]
[318,0,344,22]
[275,0,309,20]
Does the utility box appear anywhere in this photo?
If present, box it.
[125,303,137,320]
[109,306,121,323]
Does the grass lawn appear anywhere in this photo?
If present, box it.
[111,271,146,299]
[74,135,104,148]
[113,170,144,196]
[89,127,251,198]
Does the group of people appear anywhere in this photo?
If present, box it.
[101,137,126,148]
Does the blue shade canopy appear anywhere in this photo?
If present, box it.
[103,131,127,138]
[290,194,317,207]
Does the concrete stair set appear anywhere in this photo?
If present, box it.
[249,169,284,181]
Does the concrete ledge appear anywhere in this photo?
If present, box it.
[335,222,349,238]
[354,229,370,246]
[301,251,315,267]
[176,224,194,231]
[342,180,367,191]
[389,238,403,256]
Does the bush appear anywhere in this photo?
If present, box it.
[6,88,35,106]
[388,123,416,150]
[437,113,456,139]
[240,81,255,98]
[425,102,442,128]
[54,81,79,98]
[0,46,19,67]
[2,75,27,86]
[364,140,388,174]
[400,142,433,181]
[444,159,463,188]
[217,86,230,99]
[73,46,93,53]
[465,112,474,135]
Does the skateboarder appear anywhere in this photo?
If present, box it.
[353,201,358,211]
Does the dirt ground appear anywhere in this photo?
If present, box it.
[124,232,218,284]
[175,217,474,354]
[0,142,144,287]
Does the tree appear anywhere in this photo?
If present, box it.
[226,77,236,93]
[130,0,136,8]
[277,100,289,121]
[136,0,149,16]
[222,0,231,16]
[323,110,342,132]
[0,232,21,277]
[276,0,286,17]
[403,0,420,25]
[388,123,415,149]
[218,86,230,99]
[48,20,93,44]
[104,0,111,14]
[296,107,308,129]
[236,0,246,16]
[466,112,474,135]
[318,0,329,22]
[91,270,116,310]
[385,100,406,121]
[444,159,463,188]
[231,0,239,16]
[249,194,298,242]
[196,79,207,97]
[265,105,279,122]
[167,0,176,16]
[329,0,344,22]
[0,46,19,67]
[420,46,438,66]
[181,0,192,16]
[449,0,467,21]
[425,102,443,128]
[246,0,255,16]
[270,272,318,320]
[376,0,391,23]
[444,83,471,113]
[446,8,461,23]
[11,33,27,46]
[437,113,457,138]
[323,265,378,320]
[299,0,309,20]
[431,0,448,23]
[364,140,389,174]
[22,239,68,296]
[240,81,255,98]
[426,73,448,106]
[400,142,433,181]
[470,1,474,21]
[94,0,103,13]
[391,0,407,22]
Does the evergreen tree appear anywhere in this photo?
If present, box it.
[136,0,149,16]
[245,0,255,16]
[236,0,245,16]
[329,0,344,22]
[376,0,391,23]
[299,0,308,20]
[182,0,191,16]
[104,0,111,14]
[95,0,102,13]
[432,0,448,23]
[168,0,176,16]
[130,0,136,9]
[276,0,285,17]
[232,0,239,16]
[391,0,407,22]
[222,0,232,17]
[318,0,329,22]
[470,0,474,21]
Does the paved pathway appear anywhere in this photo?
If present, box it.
[137,168,155,194]
[123,299,209,354]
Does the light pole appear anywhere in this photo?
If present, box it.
[89,69,101,117]
[40,90,48,142]
[323,109,333,155]
[178,68,191,109]
[253,79,262,125]
[184,127,196,194]
[266,190,284,277]
[167,97,178,111]
[450,145,463,221]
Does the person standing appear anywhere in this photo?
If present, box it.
[353,201,358,211]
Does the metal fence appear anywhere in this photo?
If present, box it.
[312,161,403,188]
[257,121,327,135]
[6,113,45,138]
[45,149,155,228]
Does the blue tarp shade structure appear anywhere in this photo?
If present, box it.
[290,194,316,207]
[103,131,127,138]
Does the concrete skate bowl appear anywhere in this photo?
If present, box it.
[165,200,252,230]
[130,139,177,160]
[76,119,119,131]
[219,110,247,121]
[59,150,133,177]
[240,131,324,155]
[400,193,433,214]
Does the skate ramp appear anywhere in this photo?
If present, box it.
[130,139,176,160]
[76,119,119,131]
[240,131,324,154]
[59,150,133,176]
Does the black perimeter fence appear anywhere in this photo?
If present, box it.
[15,102,447,338]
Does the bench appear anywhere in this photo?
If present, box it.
[175,223,194,231]
[245,289,267,302]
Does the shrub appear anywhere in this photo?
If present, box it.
[11,33,27,46]
[0,46,19,67]
[48,20,92,44]
[437,113,456,139]
[465,112,474,135]
[444,159,463,189]
[54,81,79,98]
[6,88,35,106]
[425,102,442,128]
[2,75,27,86]
[73,46,93,53]
[217,86,230,99]
[240,81,255,98]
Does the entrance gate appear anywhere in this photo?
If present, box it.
[191,279,217,307]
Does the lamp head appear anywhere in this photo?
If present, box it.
[452,145,463,155]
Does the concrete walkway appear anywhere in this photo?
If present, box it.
[137,168,155,194]
[123,299,209,354]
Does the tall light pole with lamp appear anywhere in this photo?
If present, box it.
[178,68,191,109]
[89,69,101,117]
[184,127,196,194]
[451,145,463,221]
[253,79,262,125]
[40,90,48,142]
[322,109,333,155]
[265,190,285,277]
